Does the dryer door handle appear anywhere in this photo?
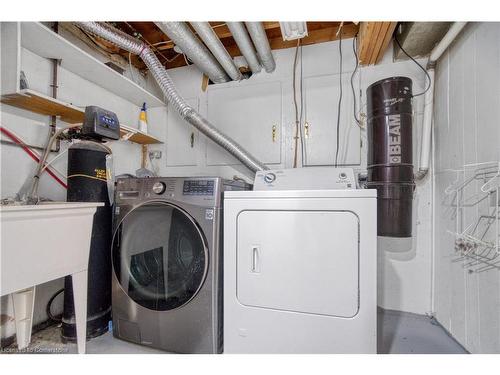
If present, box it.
[251,246,260,273]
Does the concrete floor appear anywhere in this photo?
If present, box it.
[378,309,468,354]
[5,309,468,354]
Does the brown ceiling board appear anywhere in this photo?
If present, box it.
[374,22,397,64]
[358,22,375,65]
[368,23,390,64]
[164,22,358,69]
[268,23,358,50]
[361,22,382,65]
[358,22,397,66]
[68,22,363,71]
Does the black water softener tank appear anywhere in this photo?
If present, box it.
[62,141,112,341]
[366,76,415,238]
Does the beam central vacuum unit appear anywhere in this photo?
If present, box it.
[223,167,377,353]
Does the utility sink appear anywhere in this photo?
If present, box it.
[0,202,103,353]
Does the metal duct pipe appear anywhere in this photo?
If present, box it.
[226,22,262,74]
[244,22,276,73]
[155,22,230,84]
[190,22,243,81]
[75,22,267,173]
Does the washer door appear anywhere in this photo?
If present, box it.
[112,201,208,311]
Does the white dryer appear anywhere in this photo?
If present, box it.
[223,168,377,353]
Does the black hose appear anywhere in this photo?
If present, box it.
[46,288,64,322]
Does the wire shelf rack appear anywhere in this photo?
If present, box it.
[445,162,500,273]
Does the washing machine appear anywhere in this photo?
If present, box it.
[223,168,377,353]
[112,176,250,353]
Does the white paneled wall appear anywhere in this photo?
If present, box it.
[160,39,433,315]
[1,26,440,343]
[1,36,162,341]
[433,22,500,353]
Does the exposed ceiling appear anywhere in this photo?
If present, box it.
[62,22,401,75]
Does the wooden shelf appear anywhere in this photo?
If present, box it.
[1,89,162,145]
[1,89,84,123]
[21,22,164,108]
[119,124,162,145]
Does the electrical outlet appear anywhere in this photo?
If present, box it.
[149,150,162,159]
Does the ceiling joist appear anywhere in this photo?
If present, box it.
[357,22,397,65]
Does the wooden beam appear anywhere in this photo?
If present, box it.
[374,22,397,64]
[358,22,397,65]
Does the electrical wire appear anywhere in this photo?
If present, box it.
[292,39,301,168]
[394,27,431,97]
[46,288,64,322]
[41,148,68,174]
[334,27,343,167]
[128,52,140,85]
[350,35,363,128]
[0,126,67,189]
[298,43,307,167]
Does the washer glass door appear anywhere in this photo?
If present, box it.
[112,201,208,311]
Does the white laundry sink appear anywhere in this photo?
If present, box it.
[0,202,103,353]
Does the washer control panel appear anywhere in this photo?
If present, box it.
[183,179,215,196]
[253,167,356,190]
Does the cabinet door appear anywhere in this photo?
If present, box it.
[303,73,361,166]
[206,81,282,166]
[236,210,360,318]
[166,98,199,167]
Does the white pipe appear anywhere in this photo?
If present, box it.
[415,68,435,180]
[429,22,467,63]
[190,22,243,81]
[415,22,467,180]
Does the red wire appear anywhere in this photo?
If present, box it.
[0,126,67,189]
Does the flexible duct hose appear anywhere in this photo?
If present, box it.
[75,22,267,173]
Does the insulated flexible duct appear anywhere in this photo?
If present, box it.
[226,22,262,74]
[155,22,229,84]
[75,22,267,173]
[190,22,243,81]
[245,22,276,73]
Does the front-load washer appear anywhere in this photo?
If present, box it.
[112,176,249,353]
[223,187,377,353]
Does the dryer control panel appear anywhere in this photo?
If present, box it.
[253,167,356,191]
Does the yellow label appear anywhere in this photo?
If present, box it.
[95,168,107,180]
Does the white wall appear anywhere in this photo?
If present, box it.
[157,39,434,315]
[1,23,437,342]
[433,22,500,353]
[0,26,165,340]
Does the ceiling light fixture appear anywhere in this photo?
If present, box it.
[279,22,308,41]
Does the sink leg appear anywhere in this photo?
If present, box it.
[72,270,88,354]
[12,287,36,350]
